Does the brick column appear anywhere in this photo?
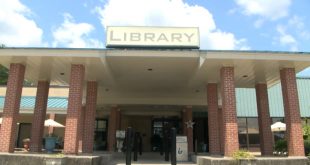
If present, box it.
[115,109,121,130]
[83,81,98,153]
[48,113,55,135]
[63,64,85,154]
[220,67,239,157]
[108,106,118,152]
[218,108,224,154]
[30,81,50,152]
[255,83,273,156]
[280,68,305,156]
[78,106,85,153]
[207,83,221,155]
[182,110,187,136]
[0,63,25,153]
[184,106,194,153]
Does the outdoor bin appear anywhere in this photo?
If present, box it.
[176,136,188,161]
[45,136,57,153]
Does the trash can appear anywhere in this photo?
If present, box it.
[176,136,188,161]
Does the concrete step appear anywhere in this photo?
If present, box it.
[110,152,196,165]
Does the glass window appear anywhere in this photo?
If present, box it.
[247,118,259,146]
[94,119,108,151]
[238,118,247,148]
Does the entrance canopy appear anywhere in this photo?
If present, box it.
[1,48,310,106]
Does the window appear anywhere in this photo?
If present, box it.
[94,119,108,151]
[237,118,260,149]
[247,118,259,146]
[238,118,247,149]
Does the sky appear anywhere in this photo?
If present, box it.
[0,0,310,75]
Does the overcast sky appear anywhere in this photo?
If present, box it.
[0,0,310,75]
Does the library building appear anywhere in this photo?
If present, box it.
[1,27,310,161]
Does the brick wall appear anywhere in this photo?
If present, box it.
[63,64,85,154]
[0,63,25,153]
[30,81,50,152]
[184,106,194,153]
[220,67,239,156]
[108,106,118,152]
[280,68,305,156]
[48,113,56,134]
[207,83,221,155]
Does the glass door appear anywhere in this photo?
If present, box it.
[94,119,108,151]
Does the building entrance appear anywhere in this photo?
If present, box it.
[151,117,181,152]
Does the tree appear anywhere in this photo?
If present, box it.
[0,65,9,85]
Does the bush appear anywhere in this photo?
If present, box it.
[304,140,310,155]
[232,150,254,160]
[274,139,287,153]
[303,124,310,140]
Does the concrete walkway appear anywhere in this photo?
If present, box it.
[110,152,196,165]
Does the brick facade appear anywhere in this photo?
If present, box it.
[207,83,221,155]
[0,63,25,153]
[115,109,121,130]
[63,64,85,154]
[280,68,305,156]
[220,67,239,156]
[184,106,194,153]
[48,113,56,135]
[108,106,118,152]
[83,81,98,153]
[255,83,273,156]
[30,81,50,152]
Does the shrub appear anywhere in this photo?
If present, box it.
[274,139,287,153]
[304,140,310,155]
[303,124,310,140]
[232,150,254,160]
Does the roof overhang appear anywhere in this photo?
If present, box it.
[1,48,310,106]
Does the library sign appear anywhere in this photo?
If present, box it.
[106,26,200,49]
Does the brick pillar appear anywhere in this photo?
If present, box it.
[184,106,194,153]
[63,64,85,154]
[0,63,25,153]
[78,106,85,153]
[115,109,121,130]
[220,67,239,157]
[182,110,187,136]
[48,113,55,135]
[108,106,118,152]
[30,81,50,152]
[207,83,221,155]
[218,108,224,154]
[255,83,273,156]
[280,68,305,156]
[83,81,98,153]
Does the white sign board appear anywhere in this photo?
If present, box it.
[176,136,187,143]
[176,137,188,161]
[106,26,199,48]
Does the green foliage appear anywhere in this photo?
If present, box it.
[232,150,254,160]
[274,139,287,153]
[0,65,9,85]
[304,140,310,155]
[303,124,310,140]
[0,44,5,48]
